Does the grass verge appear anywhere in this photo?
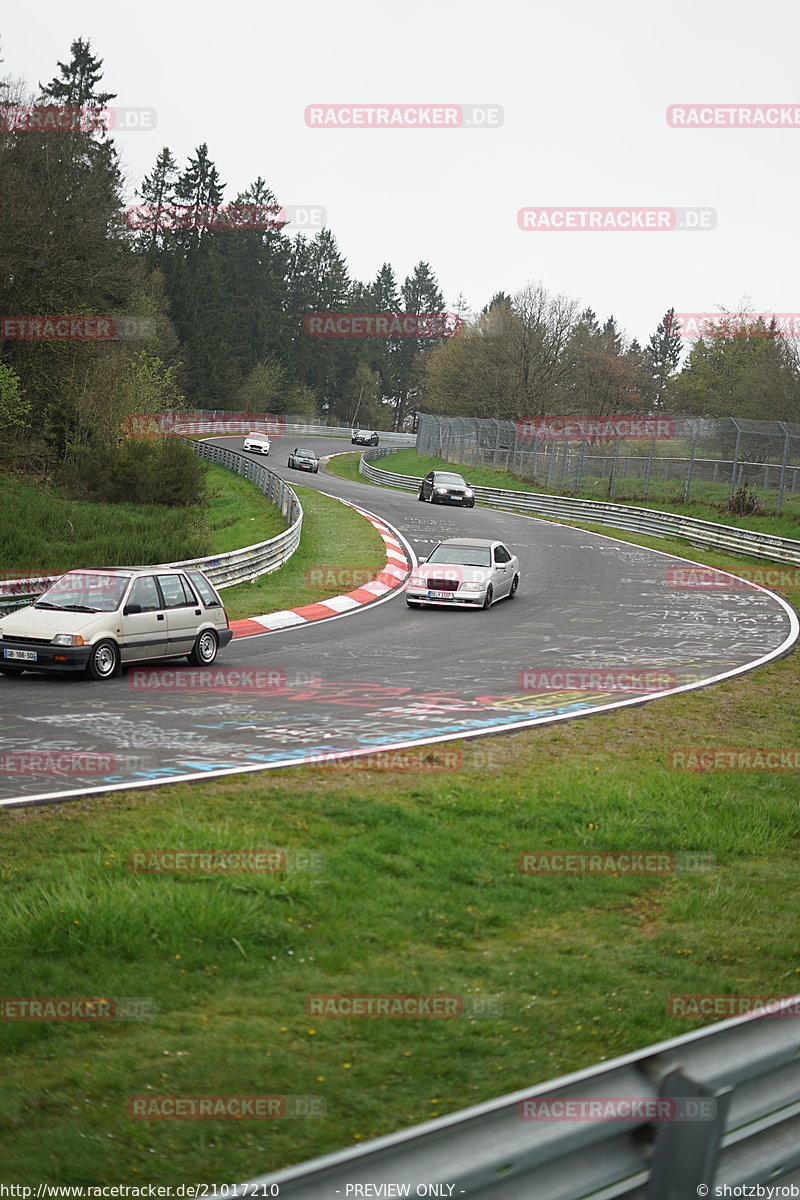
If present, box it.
[0,529,798,1183]
[0,465,286,575]
[359,448,800,538]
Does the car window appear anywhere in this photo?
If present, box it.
[435,474,467,486]
[427,546,491,567]
[127,575,161,612]
[186,570,222,608]
[494,546,511,564]
[156,574,197,609]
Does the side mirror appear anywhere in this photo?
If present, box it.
[417,558,427,565]
[123,603,142,615]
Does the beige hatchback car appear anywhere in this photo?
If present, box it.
[0,566,234,680]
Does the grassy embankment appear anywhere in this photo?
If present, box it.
[326,447,800,538]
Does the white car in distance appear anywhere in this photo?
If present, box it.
[243,431,271,455]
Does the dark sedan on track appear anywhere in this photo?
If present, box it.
[418,471,475,507]
[287,448,320,473]
[351,429,379,446]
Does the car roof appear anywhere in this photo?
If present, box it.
[295,447,317,453]
[70,566,204,576]
[434,538,502,549]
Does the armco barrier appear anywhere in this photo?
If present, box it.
[359,450,800,568]
[175,418,416,445]
[234,999,800,1196]
[0,440,303,612]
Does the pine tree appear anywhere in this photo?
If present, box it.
[645,308,683,408]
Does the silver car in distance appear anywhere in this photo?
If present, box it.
[405,538,520,610]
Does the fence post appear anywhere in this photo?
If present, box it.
[729,420,743,500]
[644,436,656,500]
[684,421,699,503]
[608,438,622,496]
[778,423,791,510]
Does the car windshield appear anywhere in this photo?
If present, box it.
[427,545,491,567]
[35,571,129,612]
[296,449,316,457]
[435,474,468,487]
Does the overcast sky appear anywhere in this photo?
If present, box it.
[2,0,797,345]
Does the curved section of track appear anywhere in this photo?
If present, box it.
[1,434,796,807]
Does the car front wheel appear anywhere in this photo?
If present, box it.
[509,575,519,599]
[86,639,120,680]
[188,629,218,666]
[482,585,493,610]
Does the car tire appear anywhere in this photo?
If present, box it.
[0,666,25,676]
[287,459,293,468]
[509,575,519,599]
[467,499,475,508]
[482,585,494,610]
[406,598,420,607]
[86,639,120,680]
[187,629,218,666]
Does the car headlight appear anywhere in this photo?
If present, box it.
[408,575,426,588]
[464,489,474,497]
[435,487,448,494]
[460,581,485,591]
[51,634,85,647]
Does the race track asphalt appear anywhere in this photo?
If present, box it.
[1,434,796,806]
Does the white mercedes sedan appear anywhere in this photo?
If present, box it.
[405,538,520,610]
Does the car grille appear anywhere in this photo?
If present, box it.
[2,635,52,646]
[426,578,459,591]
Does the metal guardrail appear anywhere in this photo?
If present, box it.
[0,440,303,612]
[177,420,416,445]
[235,998,800,1196]
[359,451,800,567]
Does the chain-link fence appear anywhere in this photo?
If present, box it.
[416,415,800,510]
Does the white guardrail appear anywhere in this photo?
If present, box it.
[360,448,800,567]
[0,440,303,612]
[234,997,800,1195]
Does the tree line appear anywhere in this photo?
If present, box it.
[1,39,798,507]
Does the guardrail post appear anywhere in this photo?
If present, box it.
[645,1070,732,1200]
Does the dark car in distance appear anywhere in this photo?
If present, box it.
[418,471,475,507]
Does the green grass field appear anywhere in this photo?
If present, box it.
[0,465,285,574]
[327,448,800,539]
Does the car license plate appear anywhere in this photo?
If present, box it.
[4,648,37,661]
[427,590,452,599]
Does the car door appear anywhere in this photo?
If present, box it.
[120,574,168,662]
[157,573,202,657]
[422,472,434,499]
[492,544,513,596]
